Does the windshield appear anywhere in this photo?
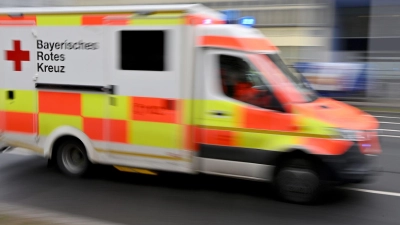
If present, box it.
[249,53,318,103]
[266,54,318,102]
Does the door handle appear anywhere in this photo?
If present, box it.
[209,110,230,117]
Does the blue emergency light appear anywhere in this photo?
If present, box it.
[220,10,256,27]
[238,16,255,27]
[220,9,240,24]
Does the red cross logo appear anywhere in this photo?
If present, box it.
[5,40,30,71]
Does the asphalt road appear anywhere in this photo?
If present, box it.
[0,112,400,225]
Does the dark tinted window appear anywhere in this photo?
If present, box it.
[120,30,165,71]
[219,55,276,109]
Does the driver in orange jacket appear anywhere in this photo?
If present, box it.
[234,77,271,108]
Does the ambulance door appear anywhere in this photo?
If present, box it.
[104,21,185,168]
[196,49,286,180]
[0,23,38,146]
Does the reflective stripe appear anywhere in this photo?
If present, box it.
[81,94,129,120]
[199,36,278,52]
[130,121,180,149]
[0,89,36,134]
[200,128,236,146]
[39,91,81,115]
[4,112,35,134]
[202,100,243,127]
[185,14,225,25]
[81,14,131,25]
[108,119,129,143]
[0,12,223,27]
[0,111,4,130]
[296,115,334,136]
[109,95,129,120]
[5,90,36,113]
[0,12,211,26]
[104,19,129,25]
[39,113,82,136]
[183,125,200,151]
[83,117,104,141]
[81,15,106,25]
[243,106,294,131]
[237,131,300,151]
[0,89,5,111]
[183,99,204,125]
[182,99,199,151]
[81,93,106,118]
[36,14,81,26]
[200,125,331,139]
[132,97,177,123]
[0,88,351,155]
[83,118,128,143]
[0,15,36,26]
[183,99,192,125]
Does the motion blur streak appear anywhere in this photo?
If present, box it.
[0,0,399,225]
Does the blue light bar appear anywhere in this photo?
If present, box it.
[220,9,240,24]
[238,16,255,27]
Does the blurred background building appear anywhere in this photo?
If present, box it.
[1,0,400,99]
[0,0,335,65]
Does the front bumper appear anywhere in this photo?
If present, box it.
[321,143,380,184]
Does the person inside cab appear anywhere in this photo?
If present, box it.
[219,55,272,109]
[234,75,258,104]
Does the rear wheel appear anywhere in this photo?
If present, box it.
[274,158,322,204]
[56,139,90,178]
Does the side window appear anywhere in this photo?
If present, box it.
[119,30,165,71]
[219,55,276,109]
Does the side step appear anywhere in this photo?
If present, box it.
[114,166,157,175]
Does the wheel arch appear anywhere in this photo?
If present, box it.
[43,126,97,163]
[272,146,327,177]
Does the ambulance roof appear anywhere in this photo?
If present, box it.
[197,24,279,53]
[0,4,224,19]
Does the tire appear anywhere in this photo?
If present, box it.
[274,158,322,204]
[56,139,90,178]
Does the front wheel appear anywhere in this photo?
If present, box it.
[274,158,322,204]
[56,139,90,178]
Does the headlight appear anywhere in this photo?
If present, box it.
[332,129,366,141]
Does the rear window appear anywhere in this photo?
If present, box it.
[119,30,165,71]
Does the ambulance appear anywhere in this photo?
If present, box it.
[0,4,381,203]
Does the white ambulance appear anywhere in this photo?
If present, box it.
[0,4,381,203]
